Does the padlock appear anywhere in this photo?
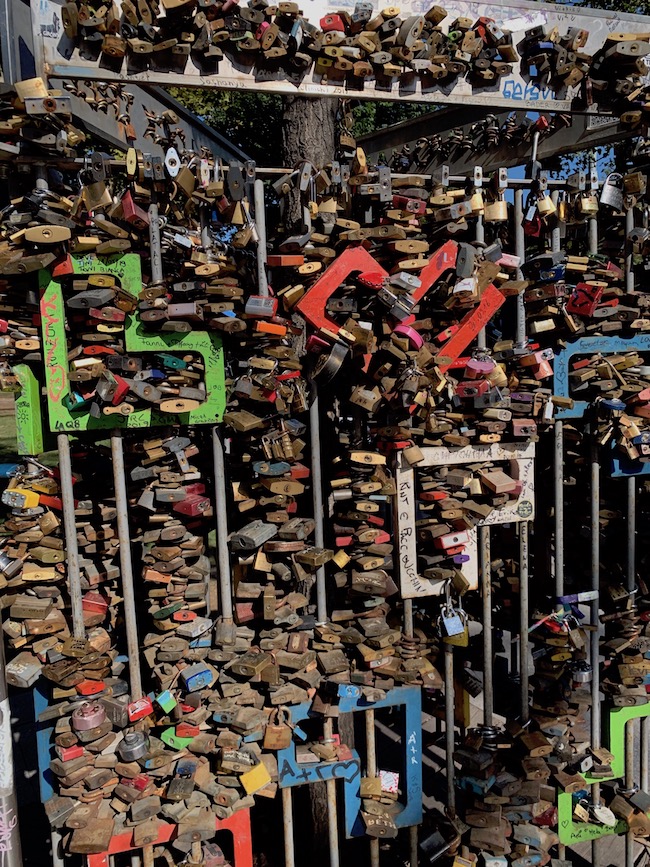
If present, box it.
[600,173,625,210]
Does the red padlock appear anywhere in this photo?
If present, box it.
[127,697,154,723]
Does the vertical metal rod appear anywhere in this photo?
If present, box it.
[403,598,413,639]
[480,526,493,725]
[404,589,416,848]
[554,423,564,605]
[551,190,561,252]
[324,719,340,867]
[627,478,636,593]
[588,155,599,257]
[282,788,296,867]
[626,205,635,295]
[51,831,64,867]
[311,383,327,624]
[58,434,84,639]
[0,610,22,867]
[408,826,418,867]
[111,432,142,700]
[365,710,380,867]
[148,203,164,284]
[626,475,636,867]
[476,211,486,349]
[519,522,529,722]
[444,644,456,814]
[624,202,637,867]
[254,179,269,297]
[514,188,526,348]
[642,717,649,791]
[212,429,233,623]
[590,440,602,867]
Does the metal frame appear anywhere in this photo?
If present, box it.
[395,442,535,598]
[38,254,226,431]
[31,0,650,112]
[277,686,422,839]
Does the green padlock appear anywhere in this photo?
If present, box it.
[160,725,194,750]
[155,690,177,714]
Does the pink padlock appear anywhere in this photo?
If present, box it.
[71,701,106,731]
[465,358,495,379]
[392,324,423,350]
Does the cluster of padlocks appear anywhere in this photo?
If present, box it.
[1,61,650,867]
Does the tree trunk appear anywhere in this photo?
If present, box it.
[281,96,338,169]
[281,94,338,867]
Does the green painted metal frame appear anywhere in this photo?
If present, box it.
[13,364,44,456]
[39,253,226,433]
[557,703,650,844]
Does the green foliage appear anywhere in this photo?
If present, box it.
[578,0,650,12]
[169,88,284,164]
[169,87,433,165]
[350,101,434,139]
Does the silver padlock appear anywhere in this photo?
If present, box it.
[118,731,149,762]
[600,172,624,211]
[229,519,277,551]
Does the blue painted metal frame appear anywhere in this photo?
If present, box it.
[34,681,54,802]
[276,685,422,838]
[553,334,650,420]
[609,438,650,478]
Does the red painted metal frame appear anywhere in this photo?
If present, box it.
[436,283,506,372]
[295,240,459,338]
[86,809,253,867]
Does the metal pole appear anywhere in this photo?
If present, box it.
[58,434,84,639]
[642,717,649,791]
[403,593,418,865]
[36,158,64,867]
[589,155,599,256]
[519,523,529,722]
[324,719,340,867]
[554,423,564,605]
[476,207,486,349]
[444,643,456,814]
[626,475,636,867]
[403,598,413,639]
[514,188,526,348]
[0,611,23,867]
[111,432,142,700]
[366,710,379,867]
[626,205,635,295]
[408,827,418,867]
[282,788,296,867]
[148,202,163,285]
[551,190,560,252]
[51,831,64,867]
[212,428,233,624]
[480,526,493,725]
[365,710,380,867]
[590,440,602,867]
[254,179,269,296]
[311,383,327,625]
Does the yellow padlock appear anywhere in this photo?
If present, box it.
[240,761,272,795]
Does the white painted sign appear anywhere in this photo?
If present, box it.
[395,442,534,599]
